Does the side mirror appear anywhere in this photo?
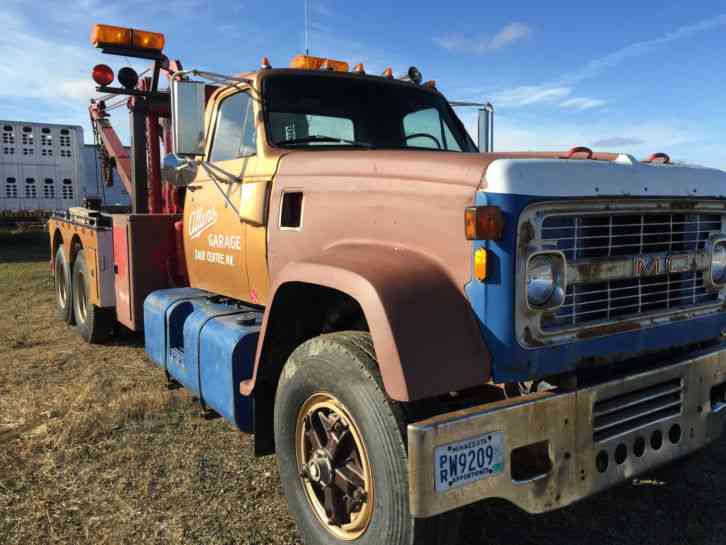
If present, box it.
[161,154,198,187]
[170,79,206,156]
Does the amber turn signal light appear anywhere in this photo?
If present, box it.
[473,248,488,281]
[465,206,505,240]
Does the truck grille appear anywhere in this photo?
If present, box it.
[539,211,722,331]
[592,378,683,442]
[541,211,720,260]
[544,271,716,330]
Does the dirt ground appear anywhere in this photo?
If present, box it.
[1,230,725,545]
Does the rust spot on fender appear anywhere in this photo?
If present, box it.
[576,321,641,340]
[523,326,546,347]
[518,220,535,256]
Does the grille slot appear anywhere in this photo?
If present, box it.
[544,271,718,330]
[539,210,722,332]
[592,378,683,442]
[542,212,721,260]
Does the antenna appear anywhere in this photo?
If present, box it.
[304,0,310,55]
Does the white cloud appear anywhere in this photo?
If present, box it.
[559,97,608,110]
[492,85,572,107]
[0,5,152,106]
[313,1,333,17]
[458,111,694,159]
[455,14,726,114]
[490,23,533,50]
[0,2,188,143]
[561,13,726,84]
[591,137,647,147]
[435,22,532,53]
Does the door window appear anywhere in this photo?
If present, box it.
[209,91,256,161]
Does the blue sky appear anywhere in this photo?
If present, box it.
[2,0,724,169]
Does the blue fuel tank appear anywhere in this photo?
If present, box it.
[143,288,261,432]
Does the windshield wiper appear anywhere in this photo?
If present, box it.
[277,134,374,148]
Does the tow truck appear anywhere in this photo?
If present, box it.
[48,23,726,545]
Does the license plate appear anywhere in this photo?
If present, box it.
[434,432,504,492]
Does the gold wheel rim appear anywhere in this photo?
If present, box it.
[295,392,374,541]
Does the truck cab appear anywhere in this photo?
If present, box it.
[163,53,726,538]
[50,26,726,545]
[174,58,478,307]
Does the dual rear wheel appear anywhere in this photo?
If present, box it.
[53,244,113,343]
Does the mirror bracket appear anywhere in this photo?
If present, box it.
[161,153,198,187]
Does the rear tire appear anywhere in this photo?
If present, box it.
[54,245,74,324]
[72,248,113,344]
[274,331,462,545]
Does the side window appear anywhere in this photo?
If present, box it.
[403,108,462,151]
[209,92,256,162]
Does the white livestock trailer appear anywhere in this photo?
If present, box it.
[0,120,129,220]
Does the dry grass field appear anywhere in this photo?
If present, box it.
[1,230,725,545]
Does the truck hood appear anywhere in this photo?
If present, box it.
[277,149,495,189]
[483,155,726,198]
[279,149,726,198]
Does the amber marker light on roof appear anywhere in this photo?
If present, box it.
[131,29,165,51]
[353,63,366,74]
[91,24,131,48]
[465,206,505,240]
[382,67,394,78]
[91,24,164,52]
[473,248,488,281]
[289,54,349,72]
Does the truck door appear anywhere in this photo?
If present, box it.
[183,89,257,302]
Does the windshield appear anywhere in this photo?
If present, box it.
[263,73,477,152]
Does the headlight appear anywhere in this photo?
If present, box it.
[526,251,567,310]
[709,237,726,287]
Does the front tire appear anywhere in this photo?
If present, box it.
[72,248,113,344]
[54,245,74,324]
[274,332,461,545]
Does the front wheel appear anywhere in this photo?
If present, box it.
[72,248,113,343]
[274,332,461,545]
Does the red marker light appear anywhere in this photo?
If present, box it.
[92,64,114,86]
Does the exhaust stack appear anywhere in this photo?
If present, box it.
[477,103,494,153]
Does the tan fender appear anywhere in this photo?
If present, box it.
[242,244,491,401]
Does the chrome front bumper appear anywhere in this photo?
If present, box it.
[408,347,726,518]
